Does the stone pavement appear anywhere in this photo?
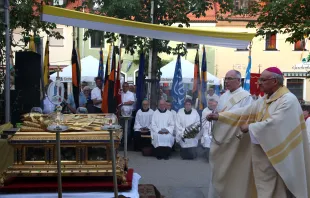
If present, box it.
[123,147,211,198]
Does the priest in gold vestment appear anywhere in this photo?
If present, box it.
[208,67,310,198]
[208,70,254,198]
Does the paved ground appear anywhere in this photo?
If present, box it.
[121,147,211,198]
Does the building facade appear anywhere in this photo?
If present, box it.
[12,24,73,71]
[214,20,310,101]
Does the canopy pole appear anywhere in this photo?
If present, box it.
[4,0,11,123]
[147,0,154,102]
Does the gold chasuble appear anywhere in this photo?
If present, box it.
[210,89,255,198]
[217,86,310,198]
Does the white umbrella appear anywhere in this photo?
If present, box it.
[50,55,102,82]
[160,58,220,85]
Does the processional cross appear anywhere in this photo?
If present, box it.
[54,66,62,80]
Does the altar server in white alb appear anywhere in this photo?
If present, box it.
[201,98,218,162]
[166,100,177,135]
[175,99,200,160]
[151,99,175,160]
[208,67,310,198]
[133,100,154,151]
[208,70,253,198]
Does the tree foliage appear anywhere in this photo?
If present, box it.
[0,0,63,61]
[0,0,64,121]
[246,0,310,43]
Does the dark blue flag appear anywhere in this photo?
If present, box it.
[199,46,207,110]
[98,48,104,81]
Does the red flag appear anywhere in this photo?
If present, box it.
[250,73,264,97]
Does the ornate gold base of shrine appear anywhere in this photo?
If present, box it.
[1,114,127,187]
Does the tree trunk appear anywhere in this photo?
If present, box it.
[149,0,159,110]
[150,40,158,109]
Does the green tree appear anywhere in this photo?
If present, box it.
[245,0,310,43]
[0,0,64,62]
[243,0,310,77]
[76,0,234,108]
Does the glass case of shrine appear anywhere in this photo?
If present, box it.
[1,114,127,186]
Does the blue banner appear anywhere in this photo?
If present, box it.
[199,46,207,110]
[171,54,185,111]
[243,56,252,92]
[98,48,104,81]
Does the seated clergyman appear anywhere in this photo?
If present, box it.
[133,100,154,151]
[150,100,175,160]
[175,99,200,160]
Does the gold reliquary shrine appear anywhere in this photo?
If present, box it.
[1,114,126,186]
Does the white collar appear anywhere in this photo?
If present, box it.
[230,87,242,94]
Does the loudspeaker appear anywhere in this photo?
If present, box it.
[15,51,41,90]
[14,51,41,112]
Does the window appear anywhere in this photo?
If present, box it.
[49,28,64,47]
[186,43,199,49]
[53,0,64,6]
[265,33,277,51]
[234,0,251,10]
[294,39,306,51]
[90,31,104,48]
[287,79,304,99]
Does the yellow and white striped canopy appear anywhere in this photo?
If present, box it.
[41,6,255,49]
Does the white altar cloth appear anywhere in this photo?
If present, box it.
[0,173,141,198]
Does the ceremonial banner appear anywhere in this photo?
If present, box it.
[71,41,81,109]
[104,45,112,84]
[41,6,255,49]
[114,48,122,116]
[136,53,145,111]
[97,46,104,81]
[43,39,50,87]
[171,54,185,111]
[243,56,252,92]
[250,73,264,96]
[199,46,207,110]
[102,49,116,113]
[192,50,200,105]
